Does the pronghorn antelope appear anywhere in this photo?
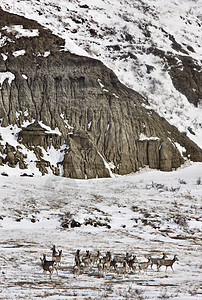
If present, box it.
[75,249,81,265]
[73,250,91,274]
[97,257,105,277]
[157,255,178,272]
[40,254,58,278]
[81,250,91,266]
[127,255,138,272]
[71,249,178,278]
[51,245,62,266]
[103,258,111,274]
[97,251,112,276]
[73,259,81,277]
[138,257,151,273]
[102,251,112,262]
[149,253,167,269]
[116,260,127,277]
[90,250,101,265]
[110,257,117,271]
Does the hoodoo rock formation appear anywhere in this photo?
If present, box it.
[0,9,201,178]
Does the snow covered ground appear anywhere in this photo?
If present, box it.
[0,2,202,298]
[0,162,201,299]
[1,0,202,148]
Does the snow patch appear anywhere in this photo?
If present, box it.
[0,71,15,86]
[44,51,50,57]
[40,143,67,169]
[2,25,39,38]
[1,53,8,61]
[139,133,160,141]
[88,121,92,130]
[97,151,115,178]
[22,73,28,80]
[38,121,62,136]
[97,78,105,89]
[174,142,187,156]
[13,49,26,57]
[24,108,29,116]
[16,111,21,119]
[0,34,12,47]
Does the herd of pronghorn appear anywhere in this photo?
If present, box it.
[40,245,178,279]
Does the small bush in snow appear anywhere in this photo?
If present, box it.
[196,177,201,185]
[152,182,166,190]
[173,214,187,227]
[178,179,187,184]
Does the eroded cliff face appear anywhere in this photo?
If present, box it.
[0,9,201,178]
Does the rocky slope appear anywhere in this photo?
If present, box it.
[1,0,201,147]
[0,8,201,178]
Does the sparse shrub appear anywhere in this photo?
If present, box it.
[158,291,171,299]
[173,214,187,227]
[183,190,195,200]
[151,182,180,192]
[30,217,37,223]
[144,211,151,218]
[172,200,178,207]
[61,217,81,229]
[196,177,201,185]
[84,217,111,229]
[60,212,82,228]
[1,172,9,176]
[178,179,187,184]
[188,286,199,296]
[118,286,144,299]
[131,205,139,212]
[91,193,104,202]
[152,182,165,190]
[169,186,180,192]
[60,214,111,229]
[158,288,179,299]
[142,218,149,225]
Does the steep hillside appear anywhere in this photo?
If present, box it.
[1,0,201,148]
[0,7,201,178]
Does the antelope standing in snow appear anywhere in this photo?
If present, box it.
[157,255,178,272]
[51,245,62,266]
[40,254,58,278]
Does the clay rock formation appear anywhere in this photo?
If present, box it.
[62,131,110,179]
[0,9,201,178]
[0,142,27,169]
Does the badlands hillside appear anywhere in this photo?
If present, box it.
[0,1,202,299]
[0,0,202,178]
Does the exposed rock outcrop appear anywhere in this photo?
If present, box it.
[62,131,110,179]
[0,142,27,169]
[0,9,201,178]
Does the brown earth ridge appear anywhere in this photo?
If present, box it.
[0,9,201,178]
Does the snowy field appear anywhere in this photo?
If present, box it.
[0,162,201,299]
